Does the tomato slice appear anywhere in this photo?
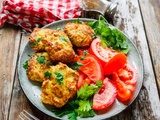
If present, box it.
[75,53,104,83]
[92,77,117,110]
[117,62,138,85]
[90,38,127,75]
[76,70,91,90]
[112,72,132,101]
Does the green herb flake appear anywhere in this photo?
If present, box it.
[74,18,82,23]
[32,37,41,46]
[44,71,52,78]
[70,62,83,70]
[56,27,61,30]
[59,36,69,42]
[37,56,46,64]
[80,51,88,60]
[23,60,28,73]
[54,72,63,84]
[23,60,28,69]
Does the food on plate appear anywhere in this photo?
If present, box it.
[64,22,94,47]
[89,38,127,75]
[73,52,104,89]
[41,62,79,108]
[92,77,117,110]
[29,28,53,51]
[23,17,139,120]
[112,62,138,101]
[42,30,75,63]
[26,52,52,82]
[29,28,76,63]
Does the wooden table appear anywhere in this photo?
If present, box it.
[1,0,160,120]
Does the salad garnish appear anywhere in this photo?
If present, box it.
[52,80,102,120]
[88,15,130,54]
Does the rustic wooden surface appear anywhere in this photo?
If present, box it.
[0,0,160,120]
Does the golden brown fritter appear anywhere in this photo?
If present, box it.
[27,52,52,82]
[29,28,55,51]
[41,62,79,108]
[64,22,94,47]
[41,30,76,63]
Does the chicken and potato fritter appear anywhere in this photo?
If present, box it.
[64,22,94,47]
[29,28,54,51]
[29,28,75,63]
[41,62,79,108]
[27,52,52,82]
[42,30,76,63]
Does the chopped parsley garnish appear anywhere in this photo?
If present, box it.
[74,18,82,23]
[88,15,130,54]
[59,36,69,42]
[51,80,102,120]
[56,27,61,30]
[71,62,83,70]
[37,56,46,64]
[44,71,52,78]
[27,54,32,58]
[23,60,28,73]
[54,72,63,84]
[80,51,88,60]
[32,37,41,46]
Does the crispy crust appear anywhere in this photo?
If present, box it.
[29,28,54,51]
[27,52,51,82]
[41,62,79,108]
[64,22,94,47]
[42,30,76,63]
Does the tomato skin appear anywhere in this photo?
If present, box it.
[103,52,127,75]
[112,73,132,101]
[117,63,138,85]
[75,53,104,83]
[76,71,91,90]
[90,38,127,75]
[92,77,117,110]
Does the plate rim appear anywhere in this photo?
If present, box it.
[18,18,144,120]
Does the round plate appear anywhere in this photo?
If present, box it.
[18,18,143,120]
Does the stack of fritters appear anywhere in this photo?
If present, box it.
[26,21,95,108]
[29,28,75,63]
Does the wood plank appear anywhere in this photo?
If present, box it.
[0,24,21,120]
[139,0,160,94]
[6,0,160,120]
[110,0,160,119]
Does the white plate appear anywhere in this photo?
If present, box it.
[18,18,144,120]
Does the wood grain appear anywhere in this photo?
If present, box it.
[139,0,160,94]
[0,0,160,120]
[110,0,160,119]
[0,24,21,120]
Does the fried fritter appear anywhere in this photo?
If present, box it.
[41,62,79,108]
[29,28,55,51]
[27,52,52,82]
[42,30,75,63]
[64,22,94,47]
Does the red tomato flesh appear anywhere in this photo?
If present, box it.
[112,72,132,101]
[90,38,127,75]
[92,77,117,110]
[117,62,138,85]
[75,54,104,83]
[76,70,91,90]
